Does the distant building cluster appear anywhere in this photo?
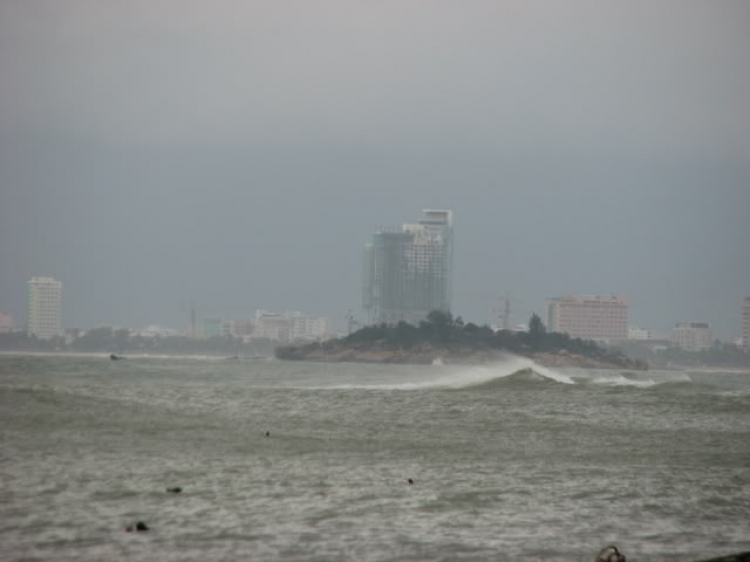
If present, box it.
[134,325,181,338]
[202,310,330,343]
[5,238,748,354]
[541,293,723,352]
[545,295,629,343]
[2,275,331,344]
[363,209,453,325]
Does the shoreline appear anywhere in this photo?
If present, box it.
[0,350,270,360]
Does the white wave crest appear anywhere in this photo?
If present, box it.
[586,373,657,387]
[331,355,575,390]
[439,355,576,388]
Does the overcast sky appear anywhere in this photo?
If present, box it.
[1,0,748,339]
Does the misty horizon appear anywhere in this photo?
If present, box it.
[1,1,748,340]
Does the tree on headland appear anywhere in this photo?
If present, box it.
[528,314,546,338]
[421,310,454,345]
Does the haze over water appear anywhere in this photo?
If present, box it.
[1,1,749,337]
[2,354,749,561]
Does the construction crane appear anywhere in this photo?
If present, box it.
[491,293,535,331]
[457,291,534,330]
[495,293,512,331]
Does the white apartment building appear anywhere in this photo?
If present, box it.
[673,322,713,352]
[743,297,750,350]
[28,277,63,339]
[290,316,330,341]
[252,311,290,341]
[222,319,254,338]
[545,295,628,342]
[252,310,331,342]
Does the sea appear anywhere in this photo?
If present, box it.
[1,353,749,562]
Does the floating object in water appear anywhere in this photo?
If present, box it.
[597,547,750,562]
[126,521,149,532]
[596,546,625,562]
[166,486,182,493]
[408,478,414,485]
[109,354,122,361]
[265,431,270,437]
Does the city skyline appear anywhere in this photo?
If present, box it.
[7,272,749,348]
[0,2,748,340]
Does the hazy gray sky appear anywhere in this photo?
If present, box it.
[1,0,748,339]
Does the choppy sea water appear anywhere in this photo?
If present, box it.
[1,353,749,562]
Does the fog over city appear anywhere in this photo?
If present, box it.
[1,1,748,339]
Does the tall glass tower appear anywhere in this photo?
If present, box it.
[363,210,453,324]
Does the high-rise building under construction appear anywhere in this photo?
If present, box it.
[363,210,453,325]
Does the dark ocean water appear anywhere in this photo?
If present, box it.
[1,353,749,561]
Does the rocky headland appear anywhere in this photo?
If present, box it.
[276,312,647,370]
[276,341,640,369]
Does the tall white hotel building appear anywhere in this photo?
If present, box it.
[28,277,63,339]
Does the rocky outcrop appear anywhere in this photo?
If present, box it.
[276,342,644,370]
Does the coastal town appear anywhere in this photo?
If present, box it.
[2,211,748,369]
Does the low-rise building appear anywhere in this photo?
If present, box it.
[203,319,224,339]
[223,319,254,338]
[628,326,651,340]
[251,311,290,341]
[290,316,330,341]
[0,312,14,333]
[545,295,628,342]
[136,325,180,338]
[251,310,331,342]
[673,322,713,352]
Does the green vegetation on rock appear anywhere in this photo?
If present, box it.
[277,311,646,369]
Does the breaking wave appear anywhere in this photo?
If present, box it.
[330,356,575,390]
[443,356,576,389]
[328,356,696,391]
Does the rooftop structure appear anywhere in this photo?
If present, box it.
[363,209,453,325]
[545,295,628,342]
